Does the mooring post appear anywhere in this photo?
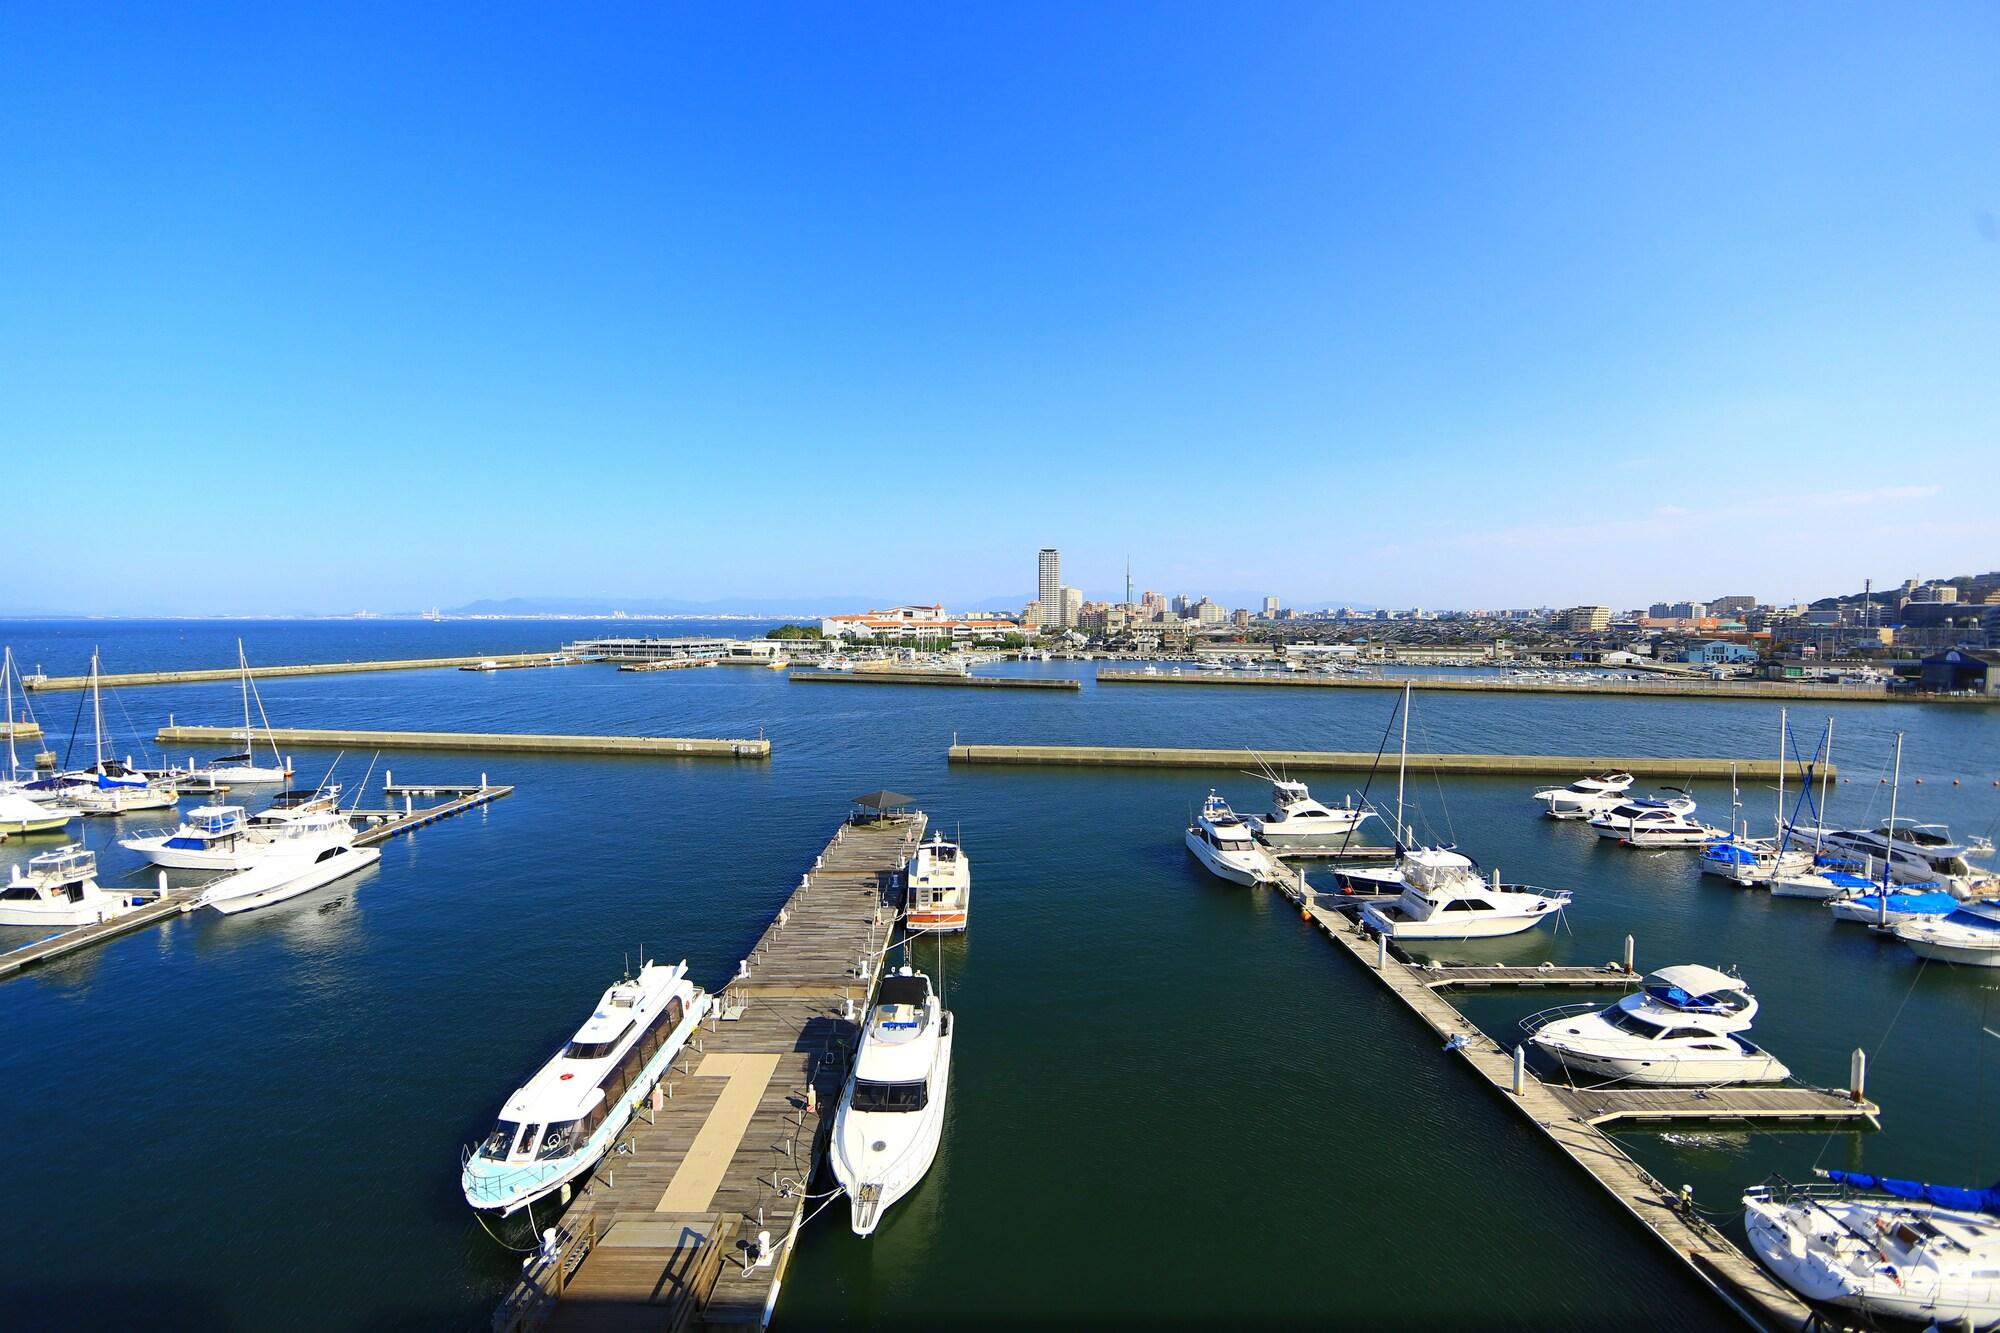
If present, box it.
[1623,934,1635,975]
[1492,867,1501,893]
[1376,933,1389,971]
[1850,1047,1867,1103]
[1512,1044,1527,1095]
[383,769,392,789]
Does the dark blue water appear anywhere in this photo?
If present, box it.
[3,622,1997,1328]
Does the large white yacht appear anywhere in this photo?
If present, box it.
[1821,820,1999,899]
[1744,1172,2000,1327]
[1589,795,1718,847]
[1185,791,1277,886]
[118,804,253,868]
[0,845,148,927]
[904,833,971,933]
[833,967,952,1236]
[1353,848,1570,940]
[1530,772,1636,820]
[463,959,710,1216]
[195,843,381,915]
[1247,778,1371,846]
[1524,965,1789,1085]
[1894,900,2000,967]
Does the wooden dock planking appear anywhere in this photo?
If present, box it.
[1550,1085,1877,1128]
[1418,962,1642,990]
[1272,871,1856,1332]
[514,810,929,1333]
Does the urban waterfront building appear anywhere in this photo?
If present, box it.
[1562,605,1612,633]
[820,604,1024,642]
[1037,548,1061,629]
[1060,585,1083,628]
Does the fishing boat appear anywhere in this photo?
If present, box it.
[195,844,381,915]
[1744,1172,2000,1326]
[1248,778,1371,846]
[904,833,971,932]
[0,845,148,927]
[463,959,710,1216]
[1354,848,1570,940]
[1530,772,1635,820]
[118,804,254,869]
[1589,794,1717,847]
[1894,900,2000,967]
[192,643,291,784]
[1185,791,1277,885]
[832,967,952,1237]
[1523,965,1789,1085]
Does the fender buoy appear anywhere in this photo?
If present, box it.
[1301,908,1311,922]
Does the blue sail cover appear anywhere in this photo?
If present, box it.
[1826,1171,2000,1216]
[1844,890,1959,916]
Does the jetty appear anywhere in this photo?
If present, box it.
[0,782,512,984]
[790,670,1078,690]
[157,725,771,759]
[1095,669,1977,705]
[1275,872,1875,1332]
[1,720,42,741]
[947,744,1824,780]
[26,651,583,691]
[493,802,927,1333]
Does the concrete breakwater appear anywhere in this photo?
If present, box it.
[790,671,1079,690]
[1096,668,1976,704]
[31,652,567,691]
[948,743,1826,779]
[157,725,770,758]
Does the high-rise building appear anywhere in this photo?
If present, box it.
[1195,598,1226,625]
[1562,605,1612,633]
[1262,596,1281,617]
[1037,549,1061,629]
[1061,586,1083,628]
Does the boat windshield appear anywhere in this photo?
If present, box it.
[1606,1009,1667,1039]
[565,1025,631,1060]
[850,1078,928,1113]
[477,1120,521,1160]
[535,1120,581,1160]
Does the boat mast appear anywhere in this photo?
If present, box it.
[1775,706,1786,839]
[1817,718,1833,852]
[1395,680,1410,848]
[91,650,105,773]
[239,639,252,756]
[2,647,17,781]
[1880,731,1903,928]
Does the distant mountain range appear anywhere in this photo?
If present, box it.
[447,596,892,618]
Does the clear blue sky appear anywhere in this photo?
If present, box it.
[5,3,1996,615]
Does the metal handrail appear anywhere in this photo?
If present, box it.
[1518,1002,1597,1033]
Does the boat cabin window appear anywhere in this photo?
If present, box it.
[478,1120,521,1160]
[1606,1010,1666,1039]
[850,1078,928,1113]
[535,1120,580,1160]
[566,1024,631,1060]
[515,1123,541,1158]
[1441,899,1494,912]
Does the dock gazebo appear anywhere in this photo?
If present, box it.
[850,789,918,824]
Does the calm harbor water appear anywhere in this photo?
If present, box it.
[4,621,1998,1329]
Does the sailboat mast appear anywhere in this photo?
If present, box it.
[91,650,105,772]
[1395,681,1410,847]
[1775,706,1787,838]
[2,648,16,780]
[1817,718,1834,851]
[1880,731,1903,928]
[239,639,252,752]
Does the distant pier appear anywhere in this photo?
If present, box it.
[791,671,1079,690]
[947,744,1827,780]
[157,725,771,759]
[0,720,42,740]
[494,807,927,1332]
[28,652,571,691]
[1096,669,1978,704]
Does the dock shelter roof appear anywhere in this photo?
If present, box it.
[851,789,917,811]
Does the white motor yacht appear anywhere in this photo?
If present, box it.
[1589,795,1718,847]
[1248,778,1371,846]
[833,967,952,1237]
[195,843,381,915]
[0,845,147,927]
[1185,791,1278,885]
[119,804,257,869]
[1354,848,1570,940]
[463,959,709,1215]
[1821,820,1999,899]
[904,833,971,933]
[1524,965,1789,1085]
[0,786,74,837]
[1531,772,1635,820]
[1744,1173,2000,1327]
[1894,900,2000,967]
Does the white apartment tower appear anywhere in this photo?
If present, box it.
[1037,548,1061,629]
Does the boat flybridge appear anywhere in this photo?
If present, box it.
[1530,772,1636,820]
[1589,794,1719,847]
[0,844,148,927]
[1894,900,2000,968]
[1247,778,1371,846]
[905,833,971,933]
[1744,1171,2000,1327]
[1353,848,1571,940]
[832,967,952,1237]
[1185,791,1279,886]
[1524,965,1789,1086]
[464,959,710,1217]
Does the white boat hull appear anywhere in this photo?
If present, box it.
[834,1025,951,1237]
[1900,938,2000,968]
[203,846,381,915]
[1359,903,1555,940]
[202,764,288,784]
[0,811,75,836]
[1745,1197,2000,1326]
[1184,829,1270,885]
[0,895,142,928]
[1537,1046,1789,1086]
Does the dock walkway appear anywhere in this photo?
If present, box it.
[158,725,770,760]
[499,810,928,1333]
[1274,870,1867,1331]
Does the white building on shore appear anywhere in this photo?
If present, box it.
[819,604,1024,643]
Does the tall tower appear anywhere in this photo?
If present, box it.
[1038,549,1061,629]
[1125,557,1133,609]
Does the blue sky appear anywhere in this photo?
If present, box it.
[5,3,1996,615]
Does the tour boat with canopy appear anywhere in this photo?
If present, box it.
[1185,791,1278,885]
[905,833,971,932]
[1531,772,1635,820]
[832,967,953,1237]
[463,959,710,1216]
[1524,964,1789,1086]
[0,845,148,927]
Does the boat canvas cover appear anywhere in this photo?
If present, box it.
[1644,965,1742,1009]
[876,975,930,1010]
[1848,891,1959,915]
[1825,1171,2000,1216]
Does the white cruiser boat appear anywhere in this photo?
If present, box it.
[1353,848,1570,940]
[1700,833,1814,886]
[1524,965,1788,1085]
[1185,791,1278,886]
[196,843,381,915]
[1769,856,1875,900]
[1589,795,1717,847]
[118,804,253,868]
[905,833,970,933]
[1895,900,2000,967]
[1744,1172,2000,1327]
[1248,778,1371,846]
[463,959,709,1216]
[1531,772,1635,820]
[1821,820,1999,899]
[0,786,74,837]
[832,967,952,1236]
[0,845,148,927]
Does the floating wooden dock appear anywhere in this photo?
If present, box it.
[947,744,1824,780]
[791,670,1079,690]
[460,656,587,672]
[1274,870,1873,1332]
[0,784,513,984]
[157,725,771,759]
[618,658,720,673]
[28,652,575,691]
[495,809,928,1333]
[1095,669,1976,705]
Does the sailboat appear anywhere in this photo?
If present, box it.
[60,653,178,815]
[193,642,291,784]
[0,648,77,836]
